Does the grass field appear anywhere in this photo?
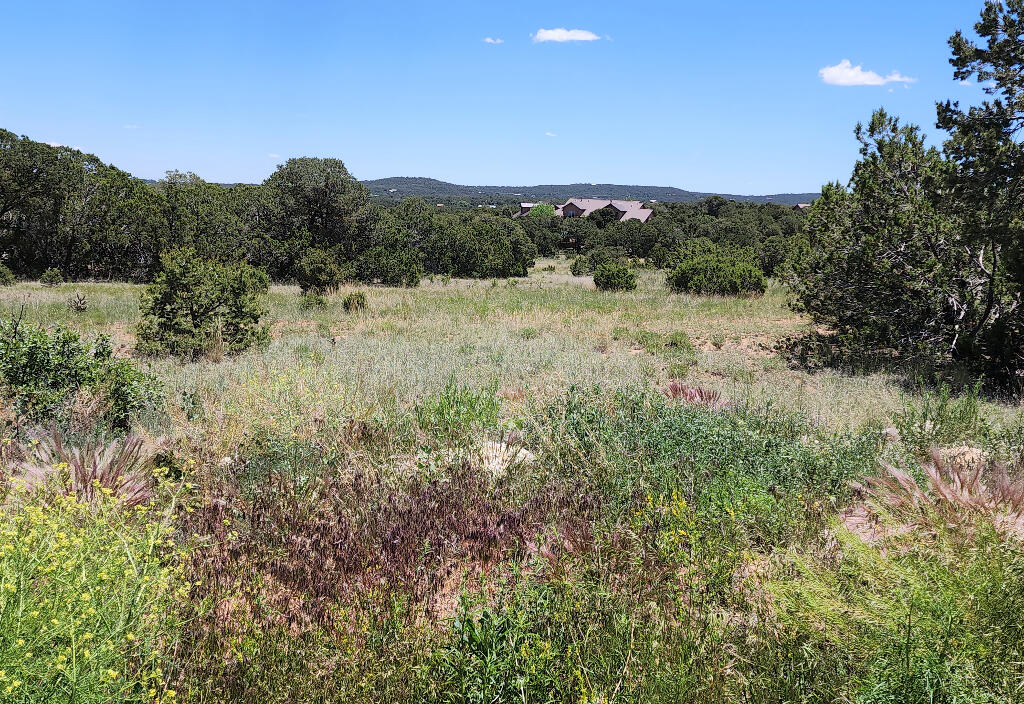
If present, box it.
[4,256,1015,434]
[2,258,1023,703]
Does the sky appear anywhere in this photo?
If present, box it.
[0,0,994,194]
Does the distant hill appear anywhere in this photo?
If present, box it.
[362,177,818,206]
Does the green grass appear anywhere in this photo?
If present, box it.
[1,260,1023,703]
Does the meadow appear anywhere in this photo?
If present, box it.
[1,257,1023,703]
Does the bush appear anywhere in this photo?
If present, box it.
[592,261,637,291]
[569,255,590,276]
[356,247,422,287]
[294,247,344,297]
[667,255,765,295]
[0,263,14,286]
[342,291,367,312]
[298,291,327,309]
[0,317,162,431]
[136,248,270,359]
[40,267,63,287]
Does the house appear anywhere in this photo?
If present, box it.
[794,203,812,211]
[557,198,654,223]
[514,198,654,223]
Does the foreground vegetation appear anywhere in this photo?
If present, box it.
[1,260,1022,702]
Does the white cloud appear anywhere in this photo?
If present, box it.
[268,153,281,159]
[545,132,557,137]
[958,79,973,86]
[819,59,916,86]
[46,141,61,147]
[483,37,503,44]
[533,28,600,43]
[123,124,140,129]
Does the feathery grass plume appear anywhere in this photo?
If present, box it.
[854,449,1024,540]
[662,381,726,410]
[13,427,160,507]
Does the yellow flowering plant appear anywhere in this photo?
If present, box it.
[0,476,187,703]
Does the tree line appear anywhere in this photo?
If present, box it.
[0,134,538,286]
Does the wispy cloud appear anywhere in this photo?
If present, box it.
[268,153,281,159]
[46,141,61,147]
[819,59,916,86]
[533,28,600,43]
[483,37,503,44]
[545,132,557,137]
[123,124,140,129]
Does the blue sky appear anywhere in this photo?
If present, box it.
[0,1,991,194]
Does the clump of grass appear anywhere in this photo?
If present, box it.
[414,378,500,447]
[342,291,367,312]
[12,428,160,508]
[855,450,1024,540]
[895,383,990,454]
[662,381,726,410]
[299,291,328,310]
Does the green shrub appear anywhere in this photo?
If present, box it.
[592,261,637,291]
[569,255,590,276]
[40,267,64,287]
[342,291,367,312]
[667,255,766,295]
[0,317,162,430]
[294,247,344,297]
[0,263,14,286]
[356,247,422,287]
[299,291,328,309]
[0,485,185,703]
[136,248,270,359]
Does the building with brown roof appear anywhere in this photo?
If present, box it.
[515,198,654,223]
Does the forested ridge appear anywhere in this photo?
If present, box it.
[362,176,819,206]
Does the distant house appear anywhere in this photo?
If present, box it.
[514,198,654,223]
[794,203,812,211]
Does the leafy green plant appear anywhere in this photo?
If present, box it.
[592,261,637,291]
[67,292,88,313]
[0,317,162,431]
[40,267,64,287]
[135,248,270,359]
[432,605,563,702]
[667,254,765,295]
[342,291,367,312]
[0,263,14,286]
